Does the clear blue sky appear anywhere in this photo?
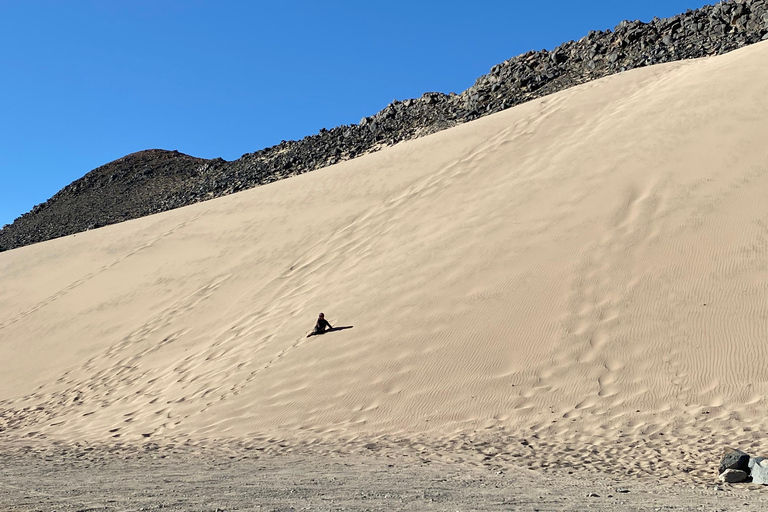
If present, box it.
[0,0,711,227]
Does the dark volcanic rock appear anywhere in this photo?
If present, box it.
[719,469,748,483]
[3,0,768,252]
[719,448,750,475]
[0,150,225,251]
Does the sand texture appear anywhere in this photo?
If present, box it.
[4,41,768,507]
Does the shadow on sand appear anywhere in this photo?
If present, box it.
[306,326,353,338]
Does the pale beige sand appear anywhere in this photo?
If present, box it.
[3,41,768,484]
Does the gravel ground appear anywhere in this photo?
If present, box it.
[2,450,768,512]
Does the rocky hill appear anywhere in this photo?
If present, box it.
[2,0,767,252]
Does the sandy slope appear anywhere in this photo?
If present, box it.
[4,41,768,484]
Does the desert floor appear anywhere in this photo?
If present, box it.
[2,447,765,512]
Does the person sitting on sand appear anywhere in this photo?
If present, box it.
[311,313,333,336]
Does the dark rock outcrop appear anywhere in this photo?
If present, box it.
[3,0,768,251]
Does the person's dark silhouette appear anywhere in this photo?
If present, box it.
[310,312,332,336]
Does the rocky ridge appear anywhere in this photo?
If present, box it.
[2,0,768,251]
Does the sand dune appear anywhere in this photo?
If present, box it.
[4,41,768,484]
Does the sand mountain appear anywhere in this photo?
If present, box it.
[3,39,768,484]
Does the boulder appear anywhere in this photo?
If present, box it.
[749,457,768,484]
[719,469,748,483]
[719,448,750,475]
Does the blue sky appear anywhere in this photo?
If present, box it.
[0,0,711,227]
